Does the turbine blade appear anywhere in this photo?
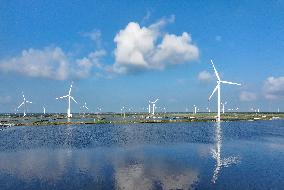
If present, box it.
[18,102,24,109]
[71,96,77,104]
[211,59,221,81]
[209,85,218,100]
[69,82,73,95]
[85,106,89,110]
[26,101,32,104]
[56,95,68,99]
[153,98,159,103]
[221,80,241,86]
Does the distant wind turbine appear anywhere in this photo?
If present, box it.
[149,99,159,115]
[43,106,46,114]
[121,106,126,118]
[17,92,32,117]
[193,105,197,114]
[221,102,227,114]
[81,102,89,115]
[56,82,78,118]
[208,60,241,122]
[206,107,211,113]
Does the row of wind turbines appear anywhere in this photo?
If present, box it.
[17,60,242,122]
[17,82,88,118]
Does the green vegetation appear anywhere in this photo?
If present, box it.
[0,112,283,128]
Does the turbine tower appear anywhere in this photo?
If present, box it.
[209,60,241,122]
[56,82,78,118]
[17,92,32,117]
[149,99,159,115]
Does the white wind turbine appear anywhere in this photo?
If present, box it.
[43,106,46,114]
[149,99,159,115]
[193,105,197,114]
[56,82,78,118]
[82,102,89,115]
[17,92,32,117]
[121,106,126,118]
[208,60,241,122]
[221,102,227,114]
[206,107,211,113]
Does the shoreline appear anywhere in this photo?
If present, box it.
[1,113,283,128]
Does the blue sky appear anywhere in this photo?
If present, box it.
[0,0,284,113]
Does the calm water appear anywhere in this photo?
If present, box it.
[0,120,283,190]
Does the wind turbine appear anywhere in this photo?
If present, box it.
[121,106,126,118]
[56,82,78,118]
[97,107,102,114]
[82,102,89,115]
[43,106,46,114]
[149,99,159,115]
[17,92,32,117]
[206,107,211,113]
[221,102,227,114]
[193,105,197,114]
[208,60,241,122]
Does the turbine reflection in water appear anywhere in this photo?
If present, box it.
[211,122,240,183]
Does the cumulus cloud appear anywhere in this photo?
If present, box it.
[111,16,199,74]
[0,47,69,80]
[263,76,284,100]
[0,16,198,79]
[198,70,213,83]
[75,49,106,78]
[239,91,257,101]
[0,47,106,80]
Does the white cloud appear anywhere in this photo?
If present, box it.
[0,47,106,80]
[0,47,69,80]
[82,29,102,47]
[152,32,199,66]
[239,91,257,101]
[263,76,284,100]
[198,70,213,83]
[75,49,106,78]
[111,16,199,74]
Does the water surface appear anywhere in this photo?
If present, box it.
[0,120,283,189]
